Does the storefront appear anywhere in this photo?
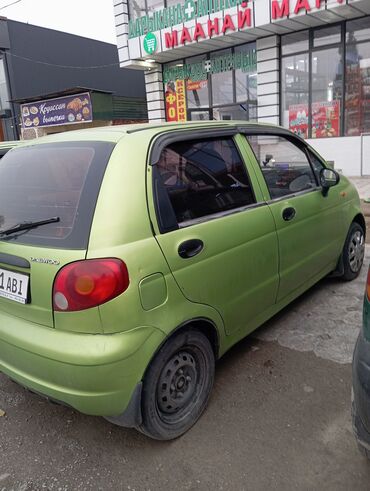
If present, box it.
[114,0,370,175]
[17,88,147,139]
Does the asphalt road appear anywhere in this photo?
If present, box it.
[1,256,370,490]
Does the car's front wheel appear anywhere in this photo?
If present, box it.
[139,329,215,440]
[342,222,365,281]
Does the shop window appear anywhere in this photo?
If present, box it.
[157,137,255,225]
[146,0,163,14]
[311,47,342,138]
[347,18,370,44]
[211,49,234,106]
[281,54,309,138]
[186,55,209,109]
[0,59,10,111]
[163,42,257,122]
[281,31,309,56]
[235,44,257,104]
[313,25,341,48]
[128,0,146,19]
[246,135,317,199]
[345,34,370,136]
[214,104,255,121]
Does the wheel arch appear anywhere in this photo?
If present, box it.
[353,213,366,238]
[143,317,220,379]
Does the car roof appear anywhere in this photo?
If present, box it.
[14,121,288,147]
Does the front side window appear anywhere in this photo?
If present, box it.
[156,137,255,225]
[246,135,317,199]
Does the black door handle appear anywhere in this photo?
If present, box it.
[282,207,296,221]
[178,239,204,259]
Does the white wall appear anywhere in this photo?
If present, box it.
[306,137,362,177]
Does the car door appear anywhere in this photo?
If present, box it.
[241,132,345,303]
[148,131,279,336]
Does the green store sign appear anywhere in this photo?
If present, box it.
[163,49,257,83]
[129,0,246,39]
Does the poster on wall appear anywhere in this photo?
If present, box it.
[288,104,308,138]
[311,101,340,138]
[165,80,187,122]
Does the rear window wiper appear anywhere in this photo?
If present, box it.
[0,217,60,236]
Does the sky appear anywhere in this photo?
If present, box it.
[0,0,117,44]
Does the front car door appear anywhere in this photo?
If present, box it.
[148,130,279,336]
[241,131,345,303]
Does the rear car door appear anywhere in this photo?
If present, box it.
[242,132,345,302]
[148,130,279,336]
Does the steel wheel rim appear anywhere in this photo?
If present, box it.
[156,347,206,425]
[348,230,365,273]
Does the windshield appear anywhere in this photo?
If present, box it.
[0,141,114,249]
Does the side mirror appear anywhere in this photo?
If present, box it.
[320,168,340,196]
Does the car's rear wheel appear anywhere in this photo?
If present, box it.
[139,329,215,440]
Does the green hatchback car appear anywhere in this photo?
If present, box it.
[0,122,365,440]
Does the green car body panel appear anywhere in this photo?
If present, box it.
[0,122,364,421]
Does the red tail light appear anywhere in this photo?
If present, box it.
[53,259,129,312]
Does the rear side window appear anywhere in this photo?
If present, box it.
[245,135,317,199]
[156,137,255,226]
[0,141,114,249]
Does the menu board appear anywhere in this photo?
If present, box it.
[21,92,93,129]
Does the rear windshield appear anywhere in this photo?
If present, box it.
[0,141,114,249]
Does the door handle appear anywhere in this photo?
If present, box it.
[178,239,204,259]
[282,207,296,222]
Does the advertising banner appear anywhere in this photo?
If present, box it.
[176,79,187,122]
[289,100,340,138]
[21,92,93,129]
[165,80,187,122]
[288,104,309,138]
[311,100,340,138]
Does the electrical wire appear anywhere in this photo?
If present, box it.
[6,51,121,69]
[0,0,22,11]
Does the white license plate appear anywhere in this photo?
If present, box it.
[0,268,29,304]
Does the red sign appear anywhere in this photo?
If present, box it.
[176,80,187,122]
[165,82,178,122]
[186,80,208,92]
[271,0,344,20]
[164,6,251,48]
[165,80,187,122]
[289,104,308,138]
[312,101,340,138]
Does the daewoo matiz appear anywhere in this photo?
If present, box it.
[0,122,365,440]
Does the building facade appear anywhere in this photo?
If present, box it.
[114,0,370,175]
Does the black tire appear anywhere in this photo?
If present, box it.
[341,222,365,281]
[138,329,215,440]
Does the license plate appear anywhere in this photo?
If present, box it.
[0,268,29,304]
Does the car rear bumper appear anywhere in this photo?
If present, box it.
[352,329,370,448]
[0,309,165,420]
